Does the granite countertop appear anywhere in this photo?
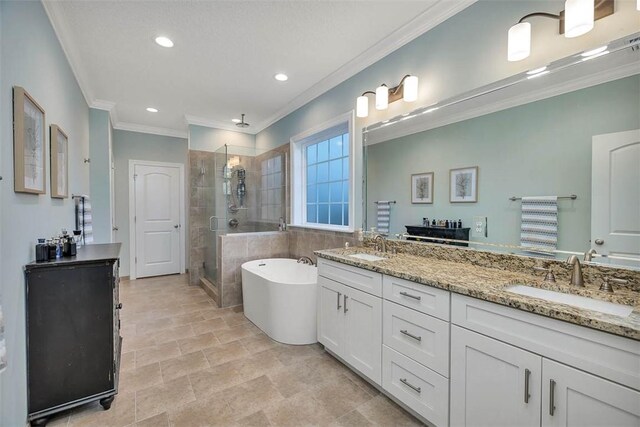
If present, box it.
[315,247,640,340]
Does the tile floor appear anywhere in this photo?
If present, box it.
[47,274,423,427]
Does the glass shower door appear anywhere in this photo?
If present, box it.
[203,144,228,285]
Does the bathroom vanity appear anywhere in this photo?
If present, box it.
[24,243,122,426]
[315,246,640,427]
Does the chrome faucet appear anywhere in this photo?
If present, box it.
[372,234,387,253]
[566,255,585,287]
[584,249,597,262]
[297,256,315,266]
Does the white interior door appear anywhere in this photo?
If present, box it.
[134,163,182,278]
[592,129,640,265]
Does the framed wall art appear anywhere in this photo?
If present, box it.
[50,125,69,198]
[13,86,46,194]
[411,172,434,204]
[450,166,478,203]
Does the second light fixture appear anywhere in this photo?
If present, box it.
[356,75,419,118]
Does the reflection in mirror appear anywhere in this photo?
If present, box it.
[363,32,640,269]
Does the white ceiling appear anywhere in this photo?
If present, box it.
[43,0,473,137]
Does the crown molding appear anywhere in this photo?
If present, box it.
[251,0,477,134]
[112,121,188,139]
[42,1,94,107]
[364,60,640,146]
[184,114,256,135]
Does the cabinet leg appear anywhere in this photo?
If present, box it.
[100,396,115,410]
[30,417,48,427]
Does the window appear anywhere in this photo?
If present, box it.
[291,112,354,231]
[260,155,283,221]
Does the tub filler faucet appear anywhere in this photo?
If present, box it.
[297,256,315,266]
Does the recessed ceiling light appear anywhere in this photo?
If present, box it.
[155,36,174,48]
[146,107,159,113]
[581,45,607,57]
[232,118,241,123]
[274,73,288,82]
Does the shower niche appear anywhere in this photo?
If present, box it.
[188,143,288,304]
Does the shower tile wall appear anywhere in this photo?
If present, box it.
[188,150,215,288]
[217,232,289,307]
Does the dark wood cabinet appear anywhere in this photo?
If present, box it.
[25,244,122,425]
[405,225,470,247]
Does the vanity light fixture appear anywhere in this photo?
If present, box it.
[146,107,158,113]
[356,75,419,118]
[154,36,174,48]
[507,0,613,61]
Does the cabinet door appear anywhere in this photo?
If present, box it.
[542,359,640,427]
[450,326,542,427]
[317,276,344,355]
[343,285,382,385]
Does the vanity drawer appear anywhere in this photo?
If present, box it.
[318,258,382,297]
[383,275,450,321]
[451,294,640,391]
[383,300,449,377]
[382,345,449,427]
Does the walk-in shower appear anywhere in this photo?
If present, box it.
[188,144,288,301]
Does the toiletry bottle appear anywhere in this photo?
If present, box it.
[35,239,48,262]
[55,238,62,259]
[47,239,57,260]
[458,219,462,228]
[431,219,436,226]
[422,218,427,226]
[445,219,449,228]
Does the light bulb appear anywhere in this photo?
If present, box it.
[402,76,419,102]
[508,22,531,62]
[375,85,389,110]
[565,0,594,38]
[356,96,369,118]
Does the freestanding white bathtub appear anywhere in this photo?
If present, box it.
[241,258,318,345]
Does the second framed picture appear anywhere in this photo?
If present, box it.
[450,166,478,203]
[50,125,69,199]
[411,172,434,204]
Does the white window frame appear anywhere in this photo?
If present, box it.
[291,111,355,232]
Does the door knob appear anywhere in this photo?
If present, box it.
[174,224,180,229]
[594,239,604,245]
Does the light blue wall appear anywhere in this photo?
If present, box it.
[112,129,188,277]
[366,75,640,252]
[0,2,90,424]
[189,124,255,153]
[89,108,112,243]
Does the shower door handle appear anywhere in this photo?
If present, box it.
[209,216,220,231]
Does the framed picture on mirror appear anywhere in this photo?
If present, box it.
[50,125,69,199]
[450,166,478,203]
[411,172,433,204]
[13,86,46,194]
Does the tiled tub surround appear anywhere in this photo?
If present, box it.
[315,246,640,340]
[288,226,358,263]
[217,232,290,307]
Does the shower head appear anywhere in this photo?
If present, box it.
[236,113,250,128]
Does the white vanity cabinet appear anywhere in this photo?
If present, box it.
[451,294,640,427]
[317,260,382,385]
[450,325,542,427]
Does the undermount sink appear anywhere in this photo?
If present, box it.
[506,285,634,317]
[349,253,387,262]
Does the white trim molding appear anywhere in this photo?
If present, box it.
[128,159,186,280]
[184,114,256,135]
[114,122,188,139]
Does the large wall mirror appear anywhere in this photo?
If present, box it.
[363,32,640,269]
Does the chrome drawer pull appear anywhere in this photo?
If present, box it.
[524,368,531,403]
[337,292,342,310]
[400,329,422,342]
[549,379,556,416]
[400,378,421,394]
[399,291,421,301]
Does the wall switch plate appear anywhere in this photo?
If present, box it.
[473,216,487,238]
